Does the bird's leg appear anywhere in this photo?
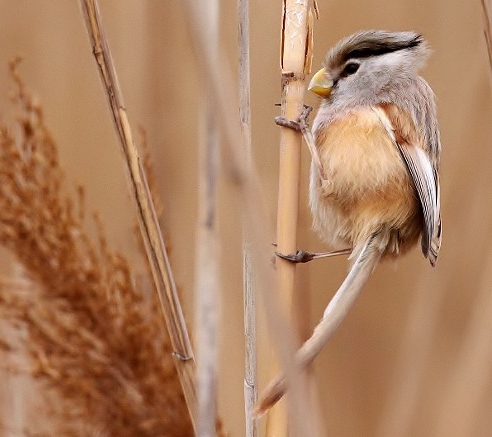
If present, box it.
[276,248,352,264]
[275,104,327,181]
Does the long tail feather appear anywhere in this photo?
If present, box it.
[256,232,386,415]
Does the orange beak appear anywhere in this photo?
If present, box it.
[308,68,333,97]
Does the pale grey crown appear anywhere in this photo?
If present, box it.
[321,30,431,110]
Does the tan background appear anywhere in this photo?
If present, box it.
[0,1,491,436]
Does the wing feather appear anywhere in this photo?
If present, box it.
[396,143,441,265]
[373,105,441,266]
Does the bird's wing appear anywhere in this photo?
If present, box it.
[373,105,441,266]
[395,142,441,265]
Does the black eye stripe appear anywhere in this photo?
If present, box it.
[344,36,422,60]
[326,32,425,72]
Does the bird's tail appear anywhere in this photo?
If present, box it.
[255,231,387,415]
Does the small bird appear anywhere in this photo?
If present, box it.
[308,29,441,265]
[258,30,441,414]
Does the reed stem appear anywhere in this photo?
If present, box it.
[78,0,197,429]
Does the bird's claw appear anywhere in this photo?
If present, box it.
[274,104,313,132]
[274,116,302,131]
[275,250,315,263]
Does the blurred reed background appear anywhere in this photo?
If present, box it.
[0,1,490,436]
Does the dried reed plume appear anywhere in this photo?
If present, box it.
[0,61,193,436]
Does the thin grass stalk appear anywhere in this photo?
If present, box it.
[481,0,492,78]
[266,1,318,435]
[195,117,220,436]
[194,1,220,436]
[238,0,258,436]
[242,246,257,437]
[78,0,196,429]
[181,1,315,434]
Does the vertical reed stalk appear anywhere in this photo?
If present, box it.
[78,0,196,429]
[195,1,220,436]
[266,1,315,435]
[182,1,317,433]
[238,1,258,436]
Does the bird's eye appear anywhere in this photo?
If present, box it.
[342,62,360,76]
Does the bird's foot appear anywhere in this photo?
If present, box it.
[276,248,352,263]
[274,104,313,132]
[275,250,316,263]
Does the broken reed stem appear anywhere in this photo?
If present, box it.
[238,0,258,436]
[194,1,220,436]
[265,1,319,436]
[78,0,196,429]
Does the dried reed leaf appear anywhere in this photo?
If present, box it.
[0,61,193,437]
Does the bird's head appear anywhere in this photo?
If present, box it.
[309,30,430,108]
